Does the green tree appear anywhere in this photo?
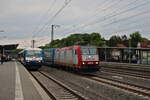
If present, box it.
[90,33,105,46]
[108,35,122,47]
[41,32,105,48]
[121,35,129,47]
[130,32,148,47]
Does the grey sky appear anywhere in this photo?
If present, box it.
[0,0,150,48]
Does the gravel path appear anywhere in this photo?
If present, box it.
[97,70,150,89]
[40,66,150,100]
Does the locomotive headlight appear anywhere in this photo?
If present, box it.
[38,58,42,61]
[96,62,99,64]
[26,57,32,61]
[82,62,85,64]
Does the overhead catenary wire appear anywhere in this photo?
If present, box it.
[114,22,150,34]
[30,0,150,47]
[53,0,112,33]
[34,0,139,43]
[35,0,124,39]
[33,0,72,38]
[31,0,72,47]
[57,0,125,35]
[58,0,150,37]
[57,0,141,36]
[32,0,57,39]
[103,7,150,27]
[90,9,150,32]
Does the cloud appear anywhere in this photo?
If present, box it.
[0,0,150,48]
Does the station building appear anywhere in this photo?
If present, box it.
[98,41,150,65]
[0,44,18,60]
[137,41,150,64]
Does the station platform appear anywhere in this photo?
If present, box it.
[0,61,51,100]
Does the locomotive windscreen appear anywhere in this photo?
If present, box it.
[82,48,97,55]
[26,50,41,57]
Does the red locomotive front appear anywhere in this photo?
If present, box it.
[55,46,100,72]
[77,46,100,71]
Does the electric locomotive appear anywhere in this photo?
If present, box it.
[18,48,42,70]
[43,46,100,72]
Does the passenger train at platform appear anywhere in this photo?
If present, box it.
[18,48,42,70]
[42,46,100,72]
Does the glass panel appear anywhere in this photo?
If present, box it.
[89,48,97,55]
[82,48,89,55]
[82,48,97,55]
[26,50,41,57]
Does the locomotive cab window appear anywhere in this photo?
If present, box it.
[26,50,41,57]
[82,48,97,55]
[82,48,89,55]
[89,48,97,55]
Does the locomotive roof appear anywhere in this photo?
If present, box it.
[19,48,41,54]
[58,45,97,50]
[65,45,97,48]
[24,47,42,51]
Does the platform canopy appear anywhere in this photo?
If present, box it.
[0,44,18,50]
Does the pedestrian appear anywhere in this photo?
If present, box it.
[1,55,4,64]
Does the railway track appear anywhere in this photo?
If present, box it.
[76,74,150,99]
[100,62,150,72]
[101,67,150,80]
[30,71,86,100]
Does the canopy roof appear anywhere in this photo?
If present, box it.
[0,44,18,50]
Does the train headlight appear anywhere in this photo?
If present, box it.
[26,57,32,61]
[82,62,85,64]
[26,60,30,62]
[96,62,99,64]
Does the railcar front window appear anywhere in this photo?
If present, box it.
[82,48,97,55]
[89,48,97,55]
[82,49,89,55]
[26,50,41,57]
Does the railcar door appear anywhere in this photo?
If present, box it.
[72,49,78,65]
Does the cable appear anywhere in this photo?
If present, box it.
[93,0,150,24]
[32,0,57,38]
[33,0,72,38]
[103,8,150,27]
[115,23,150,33]
[58,0,124,35]
[54,0,112,32]
[58,0,143,36]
